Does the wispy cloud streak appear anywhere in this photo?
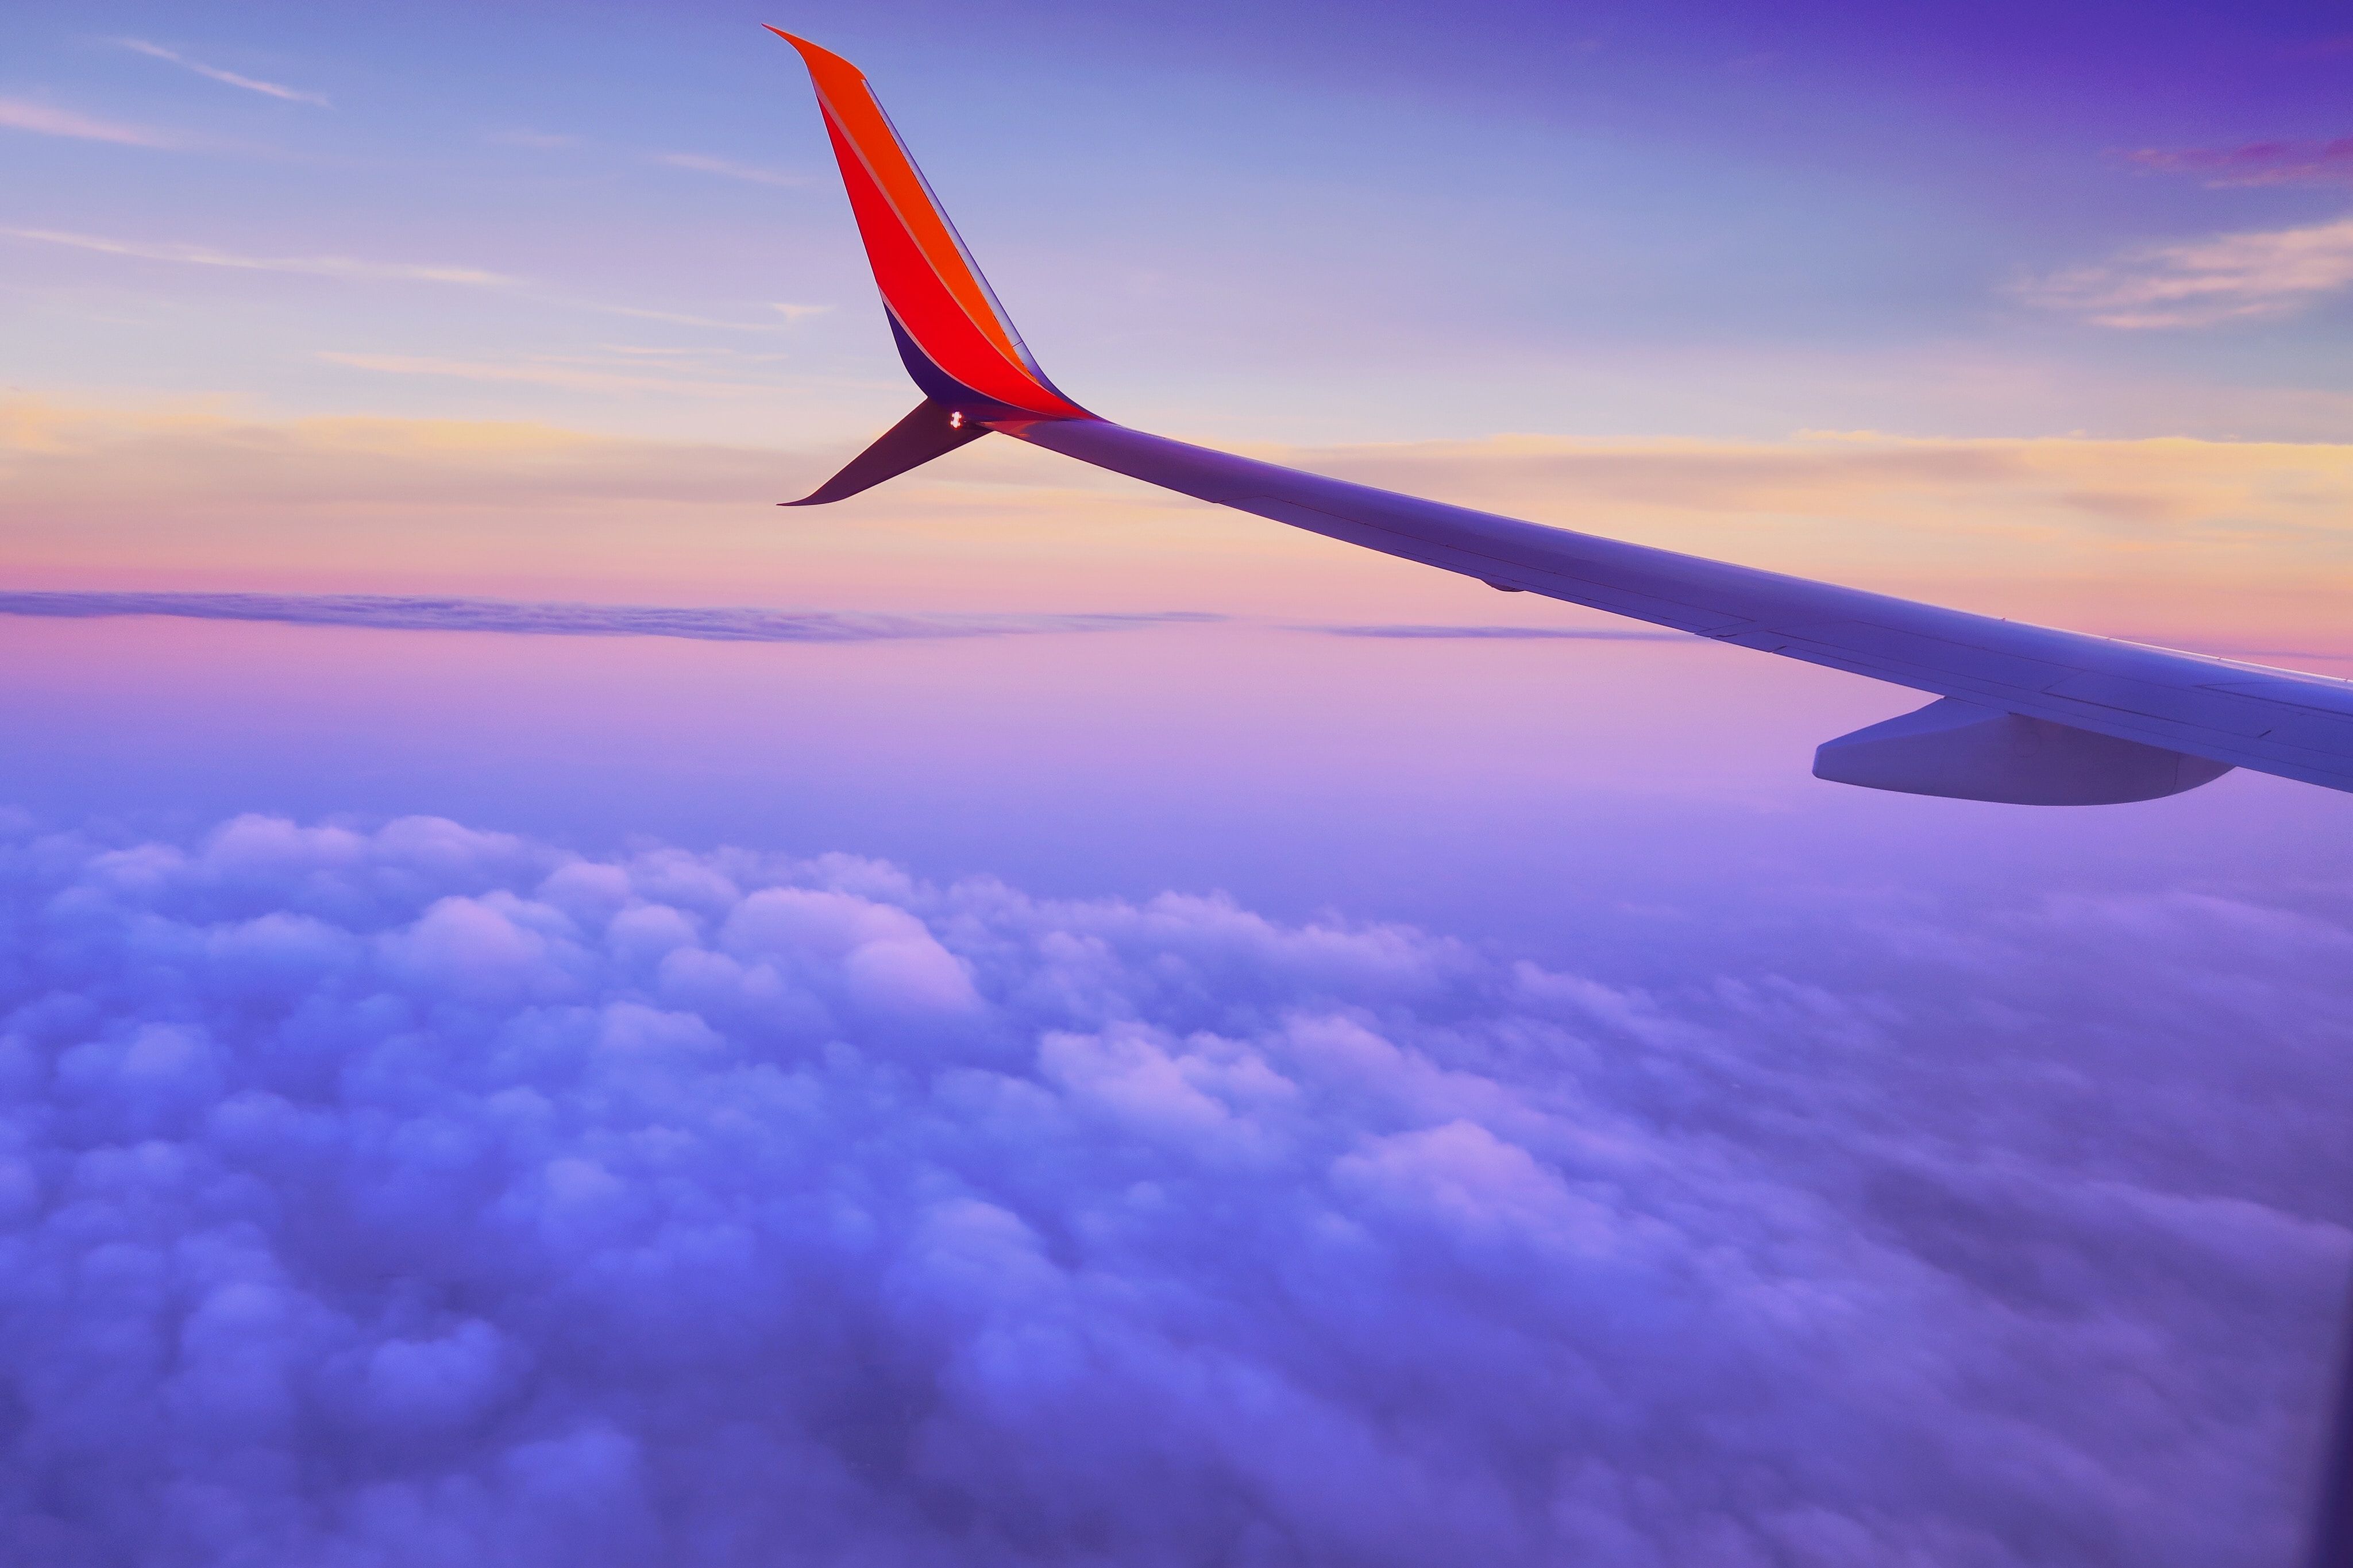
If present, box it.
[2020,218,2353,328]
[650,152,808,187]
[0,98,182,148]
[316,352,777,398]
[3,227,811,333]
[569,300,817,334]
[115,38,329,106]
[2126,137,2353,188]
[0,590,1221,643]
[4,227,510,286]
[490,128,578,149]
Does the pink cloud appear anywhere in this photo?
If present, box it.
[6,397,2351,656]
[2019,218,2353,327]
[0,98,183,148]
[114,38,329,107]
[649,152,808,187]
[6,228,510,286]
[2124,137,2353,187]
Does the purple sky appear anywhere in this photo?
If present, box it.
[6,0,2352,445]
[3,2,2352,1563]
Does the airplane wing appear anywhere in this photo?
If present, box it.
[767,29,2353,806]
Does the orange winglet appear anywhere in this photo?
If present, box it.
[768,29,1089,419]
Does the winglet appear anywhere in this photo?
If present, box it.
[768,28,1090,423]
[781,397,987,506]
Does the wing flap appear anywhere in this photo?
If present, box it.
[1814,696,2233,805]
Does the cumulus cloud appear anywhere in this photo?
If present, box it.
[0,591,1218,644]
[0,813,2345,1566]
[2021,218,2353,328]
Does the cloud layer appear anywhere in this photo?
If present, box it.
[0,814,2345,1566]
[4,397,2351,656]
[0,592,1217,644]
[1316,623,1687,640]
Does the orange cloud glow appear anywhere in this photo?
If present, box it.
[4,399,2345,665]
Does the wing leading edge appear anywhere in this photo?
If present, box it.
[771,30,2353,804]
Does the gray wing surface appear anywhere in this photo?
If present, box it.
[1002,418,2353,800]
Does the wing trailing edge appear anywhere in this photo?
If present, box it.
[767,29,2353,806]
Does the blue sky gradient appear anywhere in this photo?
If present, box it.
[7,0,2352,442]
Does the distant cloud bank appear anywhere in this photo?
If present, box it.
[0,591,1220,644]
[5,397,2350,663]
[0,590,1711,648]
[0,813,2342,1564]
[1317,623,1687,641]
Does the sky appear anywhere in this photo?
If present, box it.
[3,2,2353,1564]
